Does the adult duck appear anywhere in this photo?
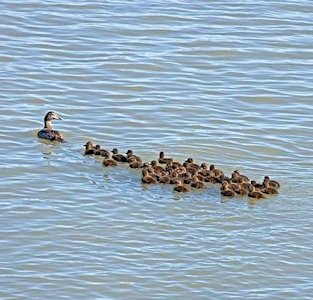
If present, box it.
[37,111,65,142]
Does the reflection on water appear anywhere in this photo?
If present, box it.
[1,0,313,299]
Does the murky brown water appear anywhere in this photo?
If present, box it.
[1,1,313,299]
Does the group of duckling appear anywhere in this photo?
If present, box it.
[36,111,280,200]
[84,141,280,199]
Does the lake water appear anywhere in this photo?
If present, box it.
[1,0,313,298]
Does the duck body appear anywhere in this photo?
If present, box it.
[158,152,173,164]
[84,141,95,155]
[263,176,280,189]
[174,181,190,193]
[248,186,265,199]
[126,150,142,163]
[95,145,109,158]
[111,148,128,162]
[37,111,65,142]
[221,189,236,197]
[102,158,118,167]
[129,158,142,169]
[141,169,158,184]
[191,179,206,189]
[262,181,279,195]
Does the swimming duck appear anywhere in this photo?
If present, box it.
[159,173,171,184]
[94,145,110,158]
[248,185,265,199]
[128,157,143,168]
[184,158,200,170]
[126,150,142,163]
[102,155,118,167]
[173,179,190,193]
[37,111,65,142]
[220,181,236,197]
[250,180,263,189]
[209,164,224,178]
[111,148,128,162]
[84,141,95,155]
[150,160,164,174]
[221,188,236,198]
[141,168,158,184]
[262,181,279,195]
[158,152,173,164]
[231,170,249,183]
[234,183,249,196]
[190,177,207,189]
[262,176,280,189]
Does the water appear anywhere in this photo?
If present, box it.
[1,0,313,298]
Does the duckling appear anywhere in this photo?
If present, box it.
[190,177,207,189]
[158,151,173,164]
[111,148,127,162]
[102,156,118,167]
[234,183,249,196]
[38,111,65,142]
[126,149,142,163]
[220,182,236,197]
[262,181,279,195]
[248,185,265,199]
[251,180,263,189]
[231,170,249,183]
[209,164,224,178]
[173,179,190,193]
[129,157,142,168]
[199,163,211,176]
[150,160,164,174]
[182,172,193,185]
[94,145,109,158]
[141,169,158,184]
[263,176,280,189]
[221,189,236,197]
[159,173,171,184]
[169,171,179,184]
[184,158,200,170]
[84,141,95,155]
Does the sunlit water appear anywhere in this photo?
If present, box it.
[1,0,313,299]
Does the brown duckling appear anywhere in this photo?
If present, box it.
[234,183,249,196]
[209,164,224,178]
[262,181,279,195]
[159,173,171,184]
[141,169,158,184]
[184,158,200,170]
[111,148,128,162]
[129,157,142,168]
[190,177,207,189]
[126,149,142,163]
[158,151,173,164]
[94,145,110,158]
[220,182,236,197]
[199,163,211,176]
[248,185,265,199]
[231,170,249,183]
[263,176,280,189]
[169,171,179,184]
[221,189,236,198]
[84,141,95,155]
[173,179,190,193]
[180,172,192,184]
[251,180,263,189]
[102,156,118,167]
[150,160,164,174]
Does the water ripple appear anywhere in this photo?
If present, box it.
[1,0,313,299]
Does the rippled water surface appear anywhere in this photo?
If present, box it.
[1,0,313,298]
